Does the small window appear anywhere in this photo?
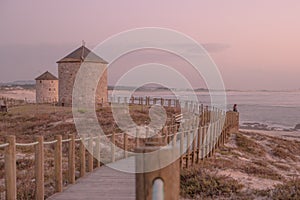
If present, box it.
[40,80,42,83]
[53,88,56,91]
[49,88,51,91]
[51,81,53,83]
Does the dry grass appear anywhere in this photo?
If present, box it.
[180,167,243,199]
[181,130,300,199]
[235,133,265,156]
[268,178,300,199]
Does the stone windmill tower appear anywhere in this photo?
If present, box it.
[57,44,108,106]
[35,71,58,103]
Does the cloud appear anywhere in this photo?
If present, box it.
[202,43,231,53]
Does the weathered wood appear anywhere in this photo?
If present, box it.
[87,135,93,172]
[124,133,128,158]
[164,128,168,145]
[49,159,136,200]
[95,135,100,168]
[186,127,190,168]
[192,127,197,165]
[68,134,75,184]
[79,135,86,177]
[35,136,44,200]
[111,133,115,163]
[135,127,140,148]
[55,135,62,192]
[135,147,180,200]
[180,131,184,168]
[5,136,16,200]
[172,132,177,147]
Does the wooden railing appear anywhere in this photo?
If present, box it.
[0,96,239,199]
[0,96,29,108]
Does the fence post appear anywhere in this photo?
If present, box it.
[192,125,197,164]
[87,135,93,172]
[136,127,140,147]
[172,133,177,147]
[196,124,201,163]
[68,134,75,184]
[95,135,101,168]
[5,135,16,200]
[135,146,180,200]
[204,125,208,159]
[180,131,184,168]
[79,135,86,177]
[146,126,150,142]
[54,135,62,192]
[111,132,115,163]
[186,126,190,169]
[164,128,168,145]
[124,133,128,158]
[35,136,44,200]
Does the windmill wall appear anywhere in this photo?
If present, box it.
[36,79,58,103]
[58,62,108,106]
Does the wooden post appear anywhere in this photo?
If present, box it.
[172,133,177,147]
[5,136,16,200]
[192,126,197,165]
[135,146,180,200]
[136,127,140,147]
[79,135,86,177]
[180,131,184,168]
[164,128,168,145]
[124,133,128,158]
[35,136,44,200]
[186,127,190,169]
[111,132,115,163]
[199,126,204,161]
[203,125,208,159]
[87,135,93,172]
[68,134,75,184]
[146,126,150,142]
[54,135,62,192]
[95,135,101,168]
[208,123,213,157]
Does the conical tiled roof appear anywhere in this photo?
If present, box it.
[57,45,108,64]
[35,71,58,80]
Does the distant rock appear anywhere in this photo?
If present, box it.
[295,124,300,130]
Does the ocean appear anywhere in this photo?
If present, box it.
[110,90,300,131]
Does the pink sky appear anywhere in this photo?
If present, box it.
[1,0,300,90]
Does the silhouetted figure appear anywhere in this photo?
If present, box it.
[233,104,238,112]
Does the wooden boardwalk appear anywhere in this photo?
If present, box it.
[48,157,136,200]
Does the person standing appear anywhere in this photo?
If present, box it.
[233,104,238,112]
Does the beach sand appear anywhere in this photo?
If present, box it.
[241,128,300,141]
[181,128,300,199]
[0,88,35,102]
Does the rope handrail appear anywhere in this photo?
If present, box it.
[75,138,83,142]
[16,142,39,147]
[61,138,71,143]
[0,143,9,148]
[43,140,58,145]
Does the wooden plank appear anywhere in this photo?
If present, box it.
[48,158,135,200]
